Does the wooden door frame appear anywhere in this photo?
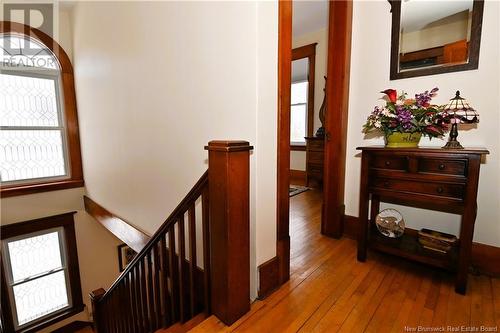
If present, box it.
[275,0,353,284]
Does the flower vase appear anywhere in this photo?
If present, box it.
[385,132,422,148]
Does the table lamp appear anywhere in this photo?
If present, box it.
[442,91,479,149]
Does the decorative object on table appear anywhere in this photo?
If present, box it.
[418,228,458,254]
[289,185,310,197]
[363,87,449,148]
[375,208,405,238]
[315,76,327,138]
[118,244,137,272]
[441,91,479,149]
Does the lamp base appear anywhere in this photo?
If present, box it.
[442,140,464,149]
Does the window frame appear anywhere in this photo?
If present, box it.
[0,212,83,333]
[290,43,316,151]
[0,21,84,197]
[290,80,309,145]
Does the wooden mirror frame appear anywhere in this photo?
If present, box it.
[389,0,484,80]
[290,43,316,151]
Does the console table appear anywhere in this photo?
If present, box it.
[356,146,488,294]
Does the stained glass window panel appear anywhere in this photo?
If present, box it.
[0,73,59,127]
[0,35,59,70]
[13,270,69,326]
[0,130,66,182]
[7,231,63,282]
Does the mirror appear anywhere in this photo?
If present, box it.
[390,0,484,80]
[290,43,316,149]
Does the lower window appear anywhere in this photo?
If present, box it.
[1,213,83,332]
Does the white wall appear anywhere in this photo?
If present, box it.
[71,1,278,299]
[290,28,328,171]
[346,0,500,246]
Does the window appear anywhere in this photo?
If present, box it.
[1,213,83,332]
[290,81,308,144]
[0,22,83,197]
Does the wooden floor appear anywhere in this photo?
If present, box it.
[189,189,500,333]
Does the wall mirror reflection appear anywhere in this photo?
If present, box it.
[390,0,484,80]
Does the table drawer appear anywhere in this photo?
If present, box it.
[308,151,324,164]
[370,155,408,171]
[371,178,465,199]
[307,139,324,151]
[418,158,467,176]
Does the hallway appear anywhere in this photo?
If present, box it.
[189,189,500,332]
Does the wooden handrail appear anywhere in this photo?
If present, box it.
[101,170,208,301]
[90,141,253,332]
[84,196,151,253]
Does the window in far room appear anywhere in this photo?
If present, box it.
[290,80,309,144]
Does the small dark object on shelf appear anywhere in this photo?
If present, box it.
[418,228,458,254]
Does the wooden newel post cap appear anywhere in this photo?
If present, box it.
[205,140,254,152]
[90,288,106,301]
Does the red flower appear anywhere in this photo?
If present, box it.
[381,89,397,103]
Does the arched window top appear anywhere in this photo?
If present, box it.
[0,34,60,70]
[0,21,83,198]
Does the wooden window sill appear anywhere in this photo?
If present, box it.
[17,304,85,333]
[1,179,84,198]
[290,144,306,151]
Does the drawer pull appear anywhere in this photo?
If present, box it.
[436,187,444,194]
[438,164,446,170]
[384,181,390,188]
[385,161,391,167]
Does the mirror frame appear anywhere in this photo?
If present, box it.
[290,42,317,151]
[389,0,484,80]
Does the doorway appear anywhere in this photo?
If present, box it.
[276,1,353,286]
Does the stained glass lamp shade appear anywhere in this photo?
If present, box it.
[442,91,479,149]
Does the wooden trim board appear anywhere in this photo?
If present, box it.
[84,195,151,253]
[257,256,280,299]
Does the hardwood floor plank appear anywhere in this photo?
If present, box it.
[186,190,498,333]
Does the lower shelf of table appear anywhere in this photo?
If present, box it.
[368,225,459,271]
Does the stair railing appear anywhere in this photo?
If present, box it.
[90,141,253,332]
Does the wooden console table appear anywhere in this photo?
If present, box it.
[356,146,488,294]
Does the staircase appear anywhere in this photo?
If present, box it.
[89,141,253,333]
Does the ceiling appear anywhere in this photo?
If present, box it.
[401,0,472,32]
[293,0,329,38]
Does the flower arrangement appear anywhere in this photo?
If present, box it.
[363,87,449,139]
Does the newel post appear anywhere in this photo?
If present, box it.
[90,288,106,332]
[205,140,253,325]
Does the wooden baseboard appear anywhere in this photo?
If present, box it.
[51,321,93,333]
[257,256,280,299]
[343,215,500,277]
[290,169,307,186]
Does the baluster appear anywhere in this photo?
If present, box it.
[130,266,140,333]
[117,283,125,333]
[125,276,134,333]
[147,251,156,331]
[168,225,180,322]
[178,214,187,322]
[160,234,172,327]
[153,243,162,327]
[188,203,197,317]
[201,186,211,314]
[140,259,150,331]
